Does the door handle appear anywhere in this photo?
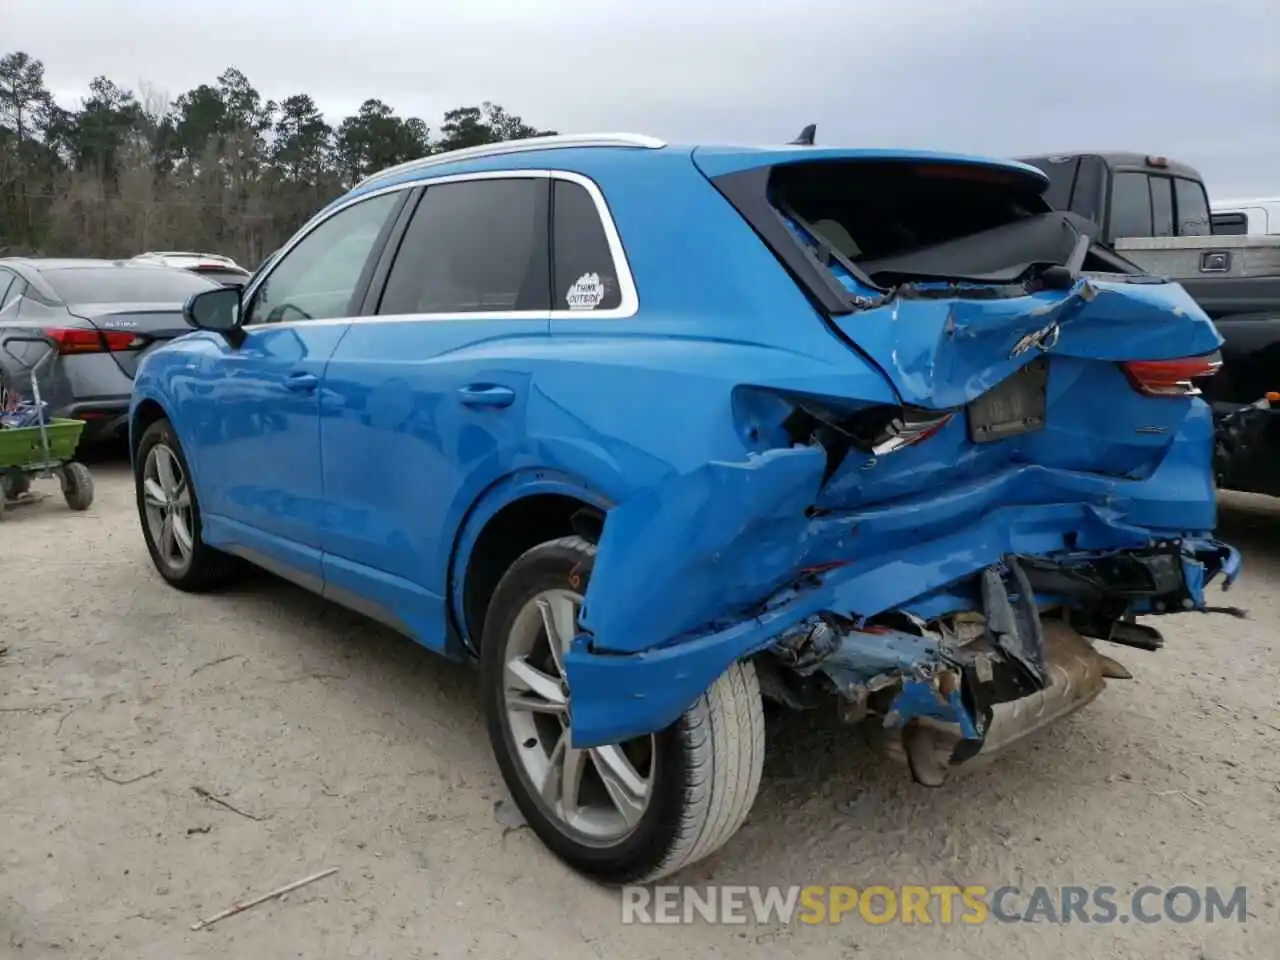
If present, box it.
[458,384,516,408]
[284,372,319,392]
[1200,250,1231,273]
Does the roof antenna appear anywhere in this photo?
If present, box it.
[789,124,816,146]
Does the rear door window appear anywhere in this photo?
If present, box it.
[1174,177,1212,236]
[378,178,549,315]
[1150,177,1175,237]
[1109,172,1154,238]
[552,179,622,312]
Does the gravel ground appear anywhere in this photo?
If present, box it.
[1,460,1277,959]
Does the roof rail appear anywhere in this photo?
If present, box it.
[355,132,667,189]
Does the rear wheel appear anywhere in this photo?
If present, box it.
[135,418,240,591]
[481,535,765,884]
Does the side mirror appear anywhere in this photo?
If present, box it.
[184,286,242,339]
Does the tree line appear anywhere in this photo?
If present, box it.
[0,50,556,266]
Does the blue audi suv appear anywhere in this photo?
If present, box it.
[130,132,1239,883]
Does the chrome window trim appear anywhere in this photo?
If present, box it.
[241,168,639,329]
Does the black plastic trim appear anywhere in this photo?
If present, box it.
[707,167,859,316]
[360,186,424,316]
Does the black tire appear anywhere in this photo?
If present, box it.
[135,417,241,591]
[59,461,94,510]
[481,535,765,885]
[2,468,30,500]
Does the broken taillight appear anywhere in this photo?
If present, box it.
[779,397,956,463]
[1122,355,1222,397]
[863,409,956,455]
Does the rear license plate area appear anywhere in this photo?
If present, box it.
[968,357,1048,444]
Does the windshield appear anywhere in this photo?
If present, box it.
[44,266,218,305]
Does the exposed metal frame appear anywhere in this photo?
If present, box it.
[354,133,667,190]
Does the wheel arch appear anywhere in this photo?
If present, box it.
[130,396,171,463]
[448,469,614,655]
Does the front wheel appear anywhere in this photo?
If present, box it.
[481,535,765,885]
[135,418,241,591]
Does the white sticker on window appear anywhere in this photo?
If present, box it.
[565,272,605,310]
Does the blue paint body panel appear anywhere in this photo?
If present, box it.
[131,139,1239,751]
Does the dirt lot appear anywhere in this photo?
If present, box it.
[2,460,1278,959]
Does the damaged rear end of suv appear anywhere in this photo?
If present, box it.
[542,142,1240,880]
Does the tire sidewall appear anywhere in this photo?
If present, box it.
[480,538,691,885]
[134,419,204,584]
[61,462,93,510]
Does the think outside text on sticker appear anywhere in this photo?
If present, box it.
[566,273,605,310]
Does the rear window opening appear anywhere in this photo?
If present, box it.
[44,267,221,305]
[763,160,1124,289]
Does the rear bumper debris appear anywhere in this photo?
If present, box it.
[563,522,1239,749]
[862,620,1110,786]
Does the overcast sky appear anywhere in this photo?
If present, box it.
[7,0,1278,197]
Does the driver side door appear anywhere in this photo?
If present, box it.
[193,188,410,585]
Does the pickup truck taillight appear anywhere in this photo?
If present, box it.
[1122,355,1222,398]
[45,327,140,354]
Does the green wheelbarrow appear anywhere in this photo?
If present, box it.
[0,334,94,520]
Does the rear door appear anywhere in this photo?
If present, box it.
[190,188,408,583]
[317,174,552,652]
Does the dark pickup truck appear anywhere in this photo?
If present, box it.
[1019,152,1280,497]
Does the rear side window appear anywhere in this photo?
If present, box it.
[1175,178,1212,236]
[1069,157,1106,223]
[379,178,549,315]
[1212,211,1249,235]
[552,180,622,312]
[0,277,25,313]
[1109,172,1153,238]
[1150,177,1175,237]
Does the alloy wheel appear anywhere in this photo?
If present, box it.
[142,443,195,572]
[501,587,655,845]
